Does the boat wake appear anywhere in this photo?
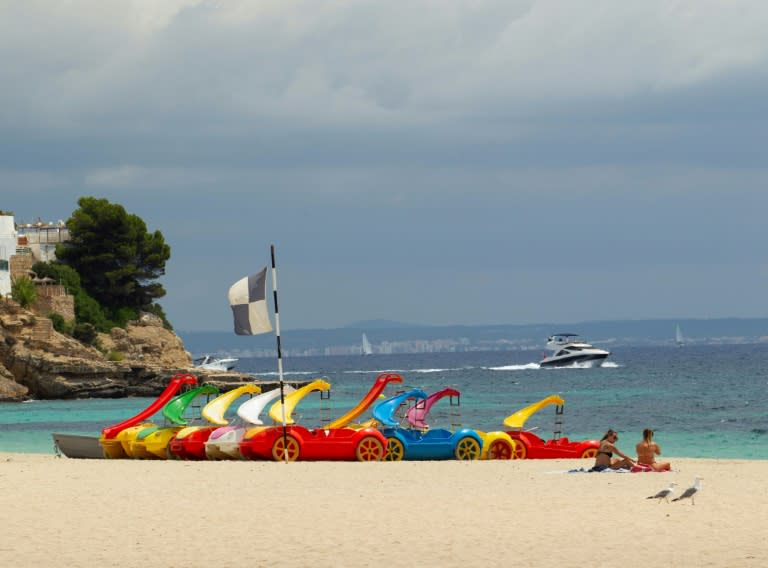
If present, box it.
[343,367,469,374]
[488,361,620,371]
[542,360,619,369]
[487,363,541,371]
[249,370,319,377]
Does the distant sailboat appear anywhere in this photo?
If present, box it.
[361,333,373,356]
[675,324,684,347]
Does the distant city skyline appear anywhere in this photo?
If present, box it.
[3,2,768,331]
[179,316,768,359]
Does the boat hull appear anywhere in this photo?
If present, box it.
[205,426,246,460]
[52,433,105,459]
[539,354,609,368]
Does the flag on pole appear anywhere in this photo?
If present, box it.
[228,268,273,335]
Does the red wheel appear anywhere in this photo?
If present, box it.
[385,438,405,461]
[355,436,384,461]
[581,447,598,459]
[272,434,300,462]
[488,439,513,460]
[512,442,527,460]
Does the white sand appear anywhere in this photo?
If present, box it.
[1,454,766,567]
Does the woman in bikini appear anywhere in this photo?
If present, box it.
[635,428,671,472]
[590,429,634,471]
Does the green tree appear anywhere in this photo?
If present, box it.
[56,197,171,325]
[11,277,37,308]
[32,261,110,331]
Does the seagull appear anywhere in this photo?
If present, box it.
[672,477,703,504]
[646,482,677,503]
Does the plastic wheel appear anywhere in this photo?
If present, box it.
[272,434,300,462]
[487,439,513,460]
[385,438,405,461]
[355,436,384,462]
[512,442,527,460]
[581,447,598,459]
[454,437,481,460]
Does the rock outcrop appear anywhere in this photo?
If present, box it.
[0,299,256,401]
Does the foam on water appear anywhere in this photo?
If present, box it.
[487,363,541,371]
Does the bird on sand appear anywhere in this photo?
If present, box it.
[672,477,703,504]
[646,482,677,503]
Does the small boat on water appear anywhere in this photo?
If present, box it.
[361,333,373,356]
[52,433,105,459]
[194,355,239,371]
[539,333,610,368]
[675,324,685,347]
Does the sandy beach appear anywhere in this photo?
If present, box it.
[1,454,766,567]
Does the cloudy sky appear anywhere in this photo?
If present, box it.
[2,1,768,332]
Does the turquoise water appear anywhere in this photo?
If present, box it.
[2,344,767,458]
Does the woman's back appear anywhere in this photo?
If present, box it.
[636,440,659,464]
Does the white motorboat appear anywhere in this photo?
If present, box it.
[194,355,239,371]
[539,334,610,368]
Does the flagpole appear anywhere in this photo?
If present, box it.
[270,244,289,463]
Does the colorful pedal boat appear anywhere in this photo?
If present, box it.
[240,424,387,462]
[129,384,219,459]
[503,395,600,459]
[169,384,262,460]
[408,387,517,459]
[99,374,198,459]
[239,375,400,462]
[374,388,484,461]
[204,386,293,460]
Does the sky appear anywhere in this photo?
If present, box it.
[2,1,768,332]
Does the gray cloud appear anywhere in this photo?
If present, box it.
[2,1,768,330]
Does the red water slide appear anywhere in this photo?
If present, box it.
[100,373,198,439]
[326,372,403,429]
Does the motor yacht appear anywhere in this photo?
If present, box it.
[194,355,239,372]
[539,334,610,368]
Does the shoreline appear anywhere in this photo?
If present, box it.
[2,455,766,567]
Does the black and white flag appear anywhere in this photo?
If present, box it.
[228,268,273,335]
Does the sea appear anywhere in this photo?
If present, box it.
[2,343,767,459]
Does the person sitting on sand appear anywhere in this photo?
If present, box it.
[590,429,635,471]
[635,428,671,472]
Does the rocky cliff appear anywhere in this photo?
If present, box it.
[0,299,255,401]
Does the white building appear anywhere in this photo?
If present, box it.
[16,221,69,262]
[0,214,17,298]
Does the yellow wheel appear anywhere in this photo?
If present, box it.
[272,435,300,462]
[512,442,527,460]
[385,438,405,461]
[454,437,481,460]
[487,439,513,460]
[581,447,598,459]
[356,436,384,461]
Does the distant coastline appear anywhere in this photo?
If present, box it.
[179,317,768,358]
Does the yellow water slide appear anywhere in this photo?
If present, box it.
[503,395,565,430]
[268,379,331,425]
